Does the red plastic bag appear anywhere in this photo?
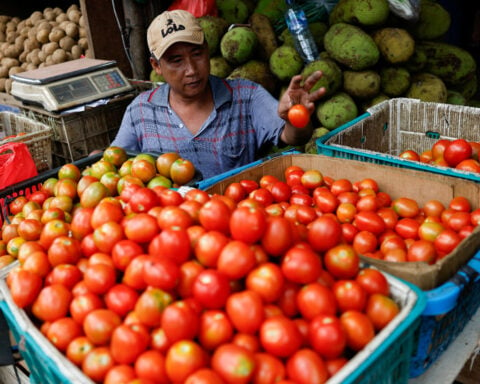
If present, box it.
[167,0,218,17]
[0,142,38,190]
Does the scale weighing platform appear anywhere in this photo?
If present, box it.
[10,58,134,112]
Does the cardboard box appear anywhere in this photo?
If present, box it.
[204,154,480,290]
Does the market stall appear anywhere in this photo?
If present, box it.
[0,0,479,383]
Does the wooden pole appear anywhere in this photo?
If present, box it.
[122,0,148,80]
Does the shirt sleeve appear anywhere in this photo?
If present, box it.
[111,104,141,152]
[249,85,285,149]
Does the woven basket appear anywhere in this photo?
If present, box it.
[0,112,53,172]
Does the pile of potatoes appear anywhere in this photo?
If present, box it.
[0,4,90,93]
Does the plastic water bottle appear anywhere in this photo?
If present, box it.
[284,0,319,63]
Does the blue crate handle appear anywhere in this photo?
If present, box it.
[422,251,480,316]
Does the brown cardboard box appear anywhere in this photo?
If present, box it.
[204,154,480,290]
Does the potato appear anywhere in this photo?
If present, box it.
[25,63,37,71]
[52,48,66,64]
[0,78,6,92]
[19,26,30,38]
[24,38,40,52]
[56,13,68,24]
[71,44,82,59]
[67,9,81,24]
[0,16,10,24]
[59,35,75,51]
[45,54,54,66]
[36,28,50,44]
[49,27,65,43]
[8,65,23,76]
[0,31,5,42]
[79,26,87,38]
[42,41,58,55]
[37,50,46,63]
[28,11,44,26]
[4,45,21,59]
[64,22,79,39]
[36,20,51,31]
[53,7,64,17]
[0,66,8,78]
[6,31,17,44]
[44,9,56,22]
[5,78,12,93]
[27,48,41,66]
[18,50,27,63]
[1,57,19,69]
[14,35,25,49]
[78,37,88,50]
[79,15,85,28]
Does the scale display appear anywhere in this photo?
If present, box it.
[10,58,134,112]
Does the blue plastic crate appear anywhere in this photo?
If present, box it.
[410,250,480,377]
[0,281,93,384]
[316,98,480,183]
[328,274,426,384]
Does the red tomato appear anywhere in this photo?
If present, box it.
[217,240,257,280]
[407,239,436,263]
[324,244,360,280]
[449,196,471,212]
[239,179,260,194]
[395,218,420,239]
[32,284,72,322]
[134,349,169,383]
[332,280,367,312]
[165,340,208,383]
[365,293,400,331]
[224,182,248,203]
[82,347,115,383]
[192,269,231,309]
[123,212,159,243]
[286,348,328,384]
[161,300,200,343]
[296,281,337,320]
[83,263,117,295]
[352,230,378,255]
[159,205,195,229]
[199,198,232,235]
[456,158,480,173]
[307,216,342,252]
[148,227,191,265]
[271,181,292,203]
[340,310,375,351]
[261,216,294,257]
[177,260,204,299]
[443,139,472,167]
[399,149,420,161]
[252,352,286,384]
[66,336,94,367]
[134,287,173,327]
[194,230,229,267]
[288,104,310,128]
[355,268,389,296]
[8,268,43,309]
[354,211,386,235]
[46,317,83,352]
[446,211,472,232]
[281,243,322,284]
[260,315,302,358]
[47,235,82,267]
[211,343,256,383]
[232,333,261,353]
[226,290,264,334]
[143,255,181,292]
[308,314,347,359]
[246,262,285,303]
[104,284,139,317]
[392,197,420,218]
[313,188,338,213]
[198,309,234,350]
[110,323,150,364]
[276,281,301,318]
[431,139,450,160]
[185,368,224,384]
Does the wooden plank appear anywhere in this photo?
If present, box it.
[79,0,134,78]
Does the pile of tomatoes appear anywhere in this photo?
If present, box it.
[399,138,480,174]
[1,154,478,383]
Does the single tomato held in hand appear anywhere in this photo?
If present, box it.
[288,104,309,128]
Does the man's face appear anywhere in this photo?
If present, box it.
[152,42,210,99]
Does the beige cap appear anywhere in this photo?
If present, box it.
[147,10,204,60]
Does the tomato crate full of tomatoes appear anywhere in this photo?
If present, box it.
[316,98,480,183]
[199,152,480,379]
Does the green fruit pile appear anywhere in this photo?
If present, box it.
[194,0,478,152]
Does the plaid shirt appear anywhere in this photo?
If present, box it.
[112,76,285,179]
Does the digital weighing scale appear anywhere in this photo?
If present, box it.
[10,58,134,112]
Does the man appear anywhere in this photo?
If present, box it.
[112,9,326,179]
